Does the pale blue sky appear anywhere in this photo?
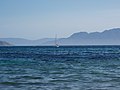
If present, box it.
[0,0,120,39]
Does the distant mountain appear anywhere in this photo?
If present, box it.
[1,28,120,46]
[0,38,54,46]
[45,28,120,45]
[0,41,12,46]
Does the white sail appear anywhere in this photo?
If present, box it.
[55,34,59,47]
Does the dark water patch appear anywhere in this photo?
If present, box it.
[0,82,20,86]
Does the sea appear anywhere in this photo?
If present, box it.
[0,46,120,90]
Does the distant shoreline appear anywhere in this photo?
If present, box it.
[1,45,120,47]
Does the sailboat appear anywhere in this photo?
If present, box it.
[55,34,59,47]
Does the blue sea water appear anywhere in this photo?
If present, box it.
[0,46,120,90]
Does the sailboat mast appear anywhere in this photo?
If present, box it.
[55,34,57,45]
[55,34,59,47]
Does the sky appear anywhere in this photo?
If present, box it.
[0,0,120,39]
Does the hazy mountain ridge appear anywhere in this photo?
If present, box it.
[45,28,120,45]
[69,28,120,39]
[0,38,54,46]
[0,41,12,46]
[1,28,120,45]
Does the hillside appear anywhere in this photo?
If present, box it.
[1,28,120,45]
[45,28,120,45]
[0,41,12,46]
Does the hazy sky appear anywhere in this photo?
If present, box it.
[0,0,120,39]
